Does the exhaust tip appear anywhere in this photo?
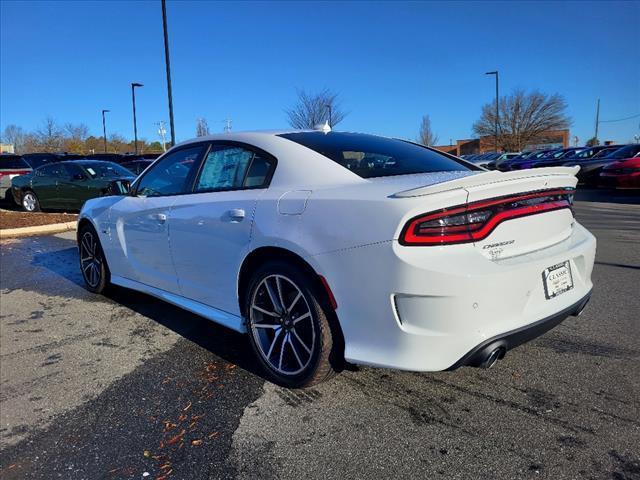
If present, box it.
[479,347,505,369]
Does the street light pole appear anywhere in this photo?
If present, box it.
[101,109,110,153]
[485,71,499,152]
[161,0,176,147]
[131,83,143,154]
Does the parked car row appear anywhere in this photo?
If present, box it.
[1,151,159,209]
[461,144,640,189]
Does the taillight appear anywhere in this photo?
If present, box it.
[400,188,574,246]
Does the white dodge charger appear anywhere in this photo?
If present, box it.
[78,130,595,387]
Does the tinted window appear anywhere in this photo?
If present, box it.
[136,146,203,197]
[278,132,475,178]
[244,154,273,187]
[23,154,58,169]
[80,162,132,179]
[0,156,29,169]
[37,163,67,177]
[605,144,640,160]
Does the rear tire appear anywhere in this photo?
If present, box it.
[22,190,41,212]
[78,224,110,294]
[245,260,336,388]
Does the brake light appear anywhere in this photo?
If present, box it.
[400,188,574,246]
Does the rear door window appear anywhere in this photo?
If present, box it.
[195,144,275,192]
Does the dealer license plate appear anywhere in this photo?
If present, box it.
[542,261,574,299]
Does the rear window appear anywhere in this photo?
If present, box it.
[0,156,29,169]
[278,132,476,178]
[606,144,640,160]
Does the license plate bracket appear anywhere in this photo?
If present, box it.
[542,261,574,299]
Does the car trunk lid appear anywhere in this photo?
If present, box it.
[396,167,579,258]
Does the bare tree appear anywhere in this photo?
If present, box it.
[1,124,26,152]
[196,118,210,137]
[108,133,128,153]
[417,115,439,146]
[286,88,347,129]
[35,117,63,152]
[585,136,599,147]
[63,123,90,153]
[473,89,571,152]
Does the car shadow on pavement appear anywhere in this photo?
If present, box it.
[29,244,267,381]
[104,285,266,379]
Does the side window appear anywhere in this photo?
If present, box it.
[37,164,65,177]
[195,146,253,192]
[244,154,273,187]
[63,163,82,178]
[136,146,203,197]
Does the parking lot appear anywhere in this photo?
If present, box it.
[0,190,638,480]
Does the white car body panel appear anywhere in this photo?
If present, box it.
[79,131,596,372]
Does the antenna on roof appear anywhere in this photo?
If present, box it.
[315,121,331,134]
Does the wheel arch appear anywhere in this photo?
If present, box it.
[237,246,345,364]
[76,217,95,243]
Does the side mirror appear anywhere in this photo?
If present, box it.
[107,179,132,196]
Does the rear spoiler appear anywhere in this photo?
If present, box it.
[392,166,580,198]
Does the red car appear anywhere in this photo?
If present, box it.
[599,152,640,189]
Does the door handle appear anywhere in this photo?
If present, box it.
[228,208,245,221]
[152,213,167,224]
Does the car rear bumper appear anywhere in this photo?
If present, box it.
[446,290,591,369]
[313,221,596,371]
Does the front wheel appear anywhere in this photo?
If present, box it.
[22,191,41,212]
[78,225,110,294]
[246,261,337,388]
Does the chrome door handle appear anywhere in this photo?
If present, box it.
[152,213,167,224]
[228,208,245,220]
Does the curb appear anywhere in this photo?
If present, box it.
[0,221,77,239]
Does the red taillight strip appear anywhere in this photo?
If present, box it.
[400,188,574,246]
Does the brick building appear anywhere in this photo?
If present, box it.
[432,130,569,155]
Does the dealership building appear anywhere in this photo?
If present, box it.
[432,130,570,156]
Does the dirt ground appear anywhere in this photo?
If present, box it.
[0,209,78,229]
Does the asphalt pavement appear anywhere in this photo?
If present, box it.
[0,190,638,480]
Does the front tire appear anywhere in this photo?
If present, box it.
[22,190,41,212]
[78,224,110,294]
[246,261,336,388]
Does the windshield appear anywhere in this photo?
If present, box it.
[278,132,476,179]
[80,162,132,179]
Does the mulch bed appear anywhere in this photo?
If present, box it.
[0,209,78,229]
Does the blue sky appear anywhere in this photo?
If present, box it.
[1,1,639,146]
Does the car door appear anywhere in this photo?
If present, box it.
[169,143,276,315]
[54,163,90,210]
[31,164,65,208]
[106,145,206,293]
